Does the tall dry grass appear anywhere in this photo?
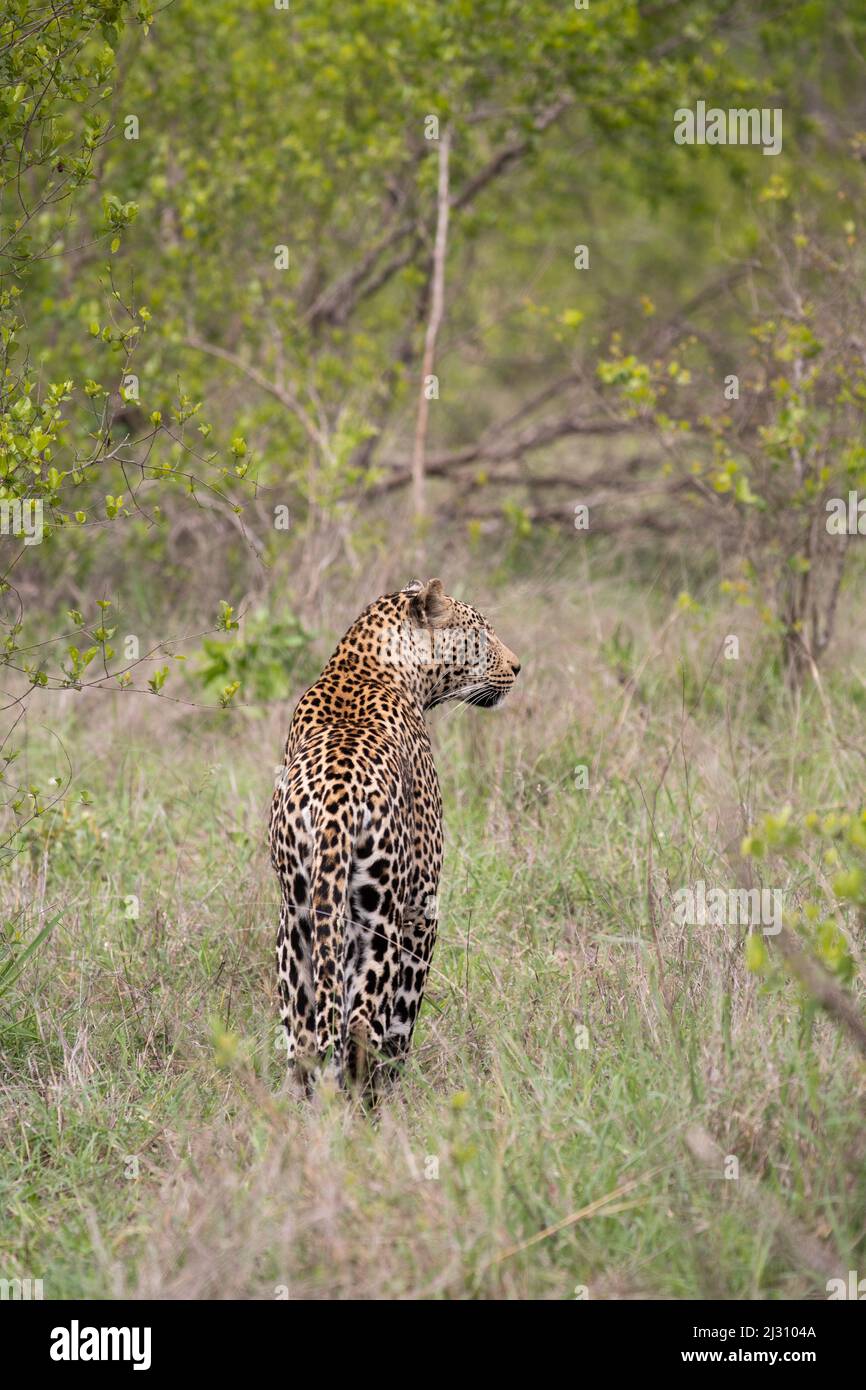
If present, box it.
[1,545,864,1298]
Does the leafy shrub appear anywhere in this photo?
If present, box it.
[742,806,866,983]
[197,608,316,704]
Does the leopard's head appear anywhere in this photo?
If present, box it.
[388,578,521,710]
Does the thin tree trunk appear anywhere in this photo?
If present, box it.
[411,129,451,522]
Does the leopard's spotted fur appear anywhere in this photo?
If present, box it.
[268,578,520,1091]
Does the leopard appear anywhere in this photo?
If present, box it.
[268,577,520,1093]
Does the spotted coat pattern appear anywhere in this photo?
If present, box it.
[268,578,520,1091]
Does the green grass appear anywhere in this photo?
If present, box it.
[1,571,864,1298]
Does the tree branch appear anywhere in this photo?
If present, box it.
[411,129,451,519]
[185,334,329,457]
[304,94,574,331]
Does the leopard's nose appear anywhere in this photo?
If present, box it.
[510,659,521,676]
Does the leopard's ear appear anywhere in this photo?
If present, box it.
[409,577,449,627]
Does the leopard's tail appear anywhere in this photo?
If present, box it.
[309,823,353,1078]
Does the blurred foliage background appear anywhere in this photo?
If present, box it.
[3,0,866,686]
